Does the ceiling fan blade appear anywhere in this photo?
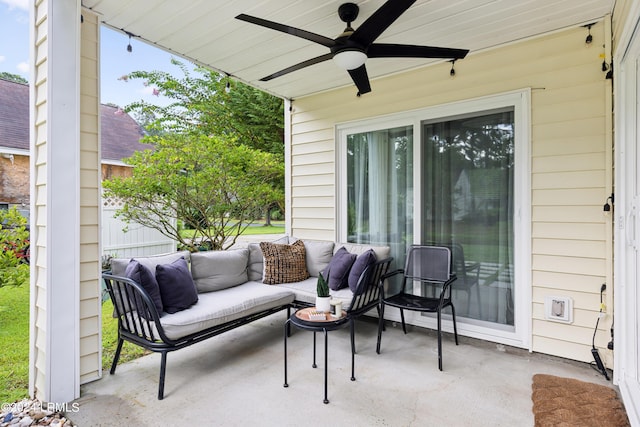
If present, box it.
[368,43,469,60]
[260,53,334,81]
[236,14,336,48]
[350,0,417,46]
[348,65,371,95]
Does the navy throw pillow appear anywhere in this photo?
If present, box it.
[348,249,378,294]
[125,259,163,319]
[324,247,357,290]
[156,257,198,314]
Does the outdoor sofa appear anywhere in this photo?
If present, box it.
[103,236,392,399]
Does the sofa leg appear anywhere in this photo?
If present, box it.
[376,304,385,354]
[110,338,124,375]
[350,319,356,381]
[158,352,168,400]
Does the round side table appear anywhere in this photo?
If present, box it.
[283,307,350,404]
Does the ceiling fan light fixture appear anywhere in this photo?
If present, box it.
[333,49,367,70]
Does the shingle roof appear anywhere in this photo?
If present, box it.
[100,104,152,161]
[0,78,151,161]
[0,78,28,151]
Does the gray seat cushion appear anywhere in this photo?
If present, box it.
[159,282,295,340]
[255,277,354,309]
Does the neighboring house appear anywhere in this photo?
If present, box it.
[24,2,640,424]
[0,78,150,211]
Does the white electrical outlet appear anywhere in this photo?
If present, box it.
[544,296,573,323]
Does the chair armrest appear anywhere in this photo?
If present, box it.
[464,262,480,273]
[381,269,404,281]
[348,257,393,316]
[378,269,404,299]
[102,273,172,344]
[439,274,458,302]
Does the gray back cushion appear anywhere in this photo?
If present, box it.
[191,248,249,292]
[337,243,390,260]
[111,250,191,276]
[247,243,265,282]
[301,240,335,277]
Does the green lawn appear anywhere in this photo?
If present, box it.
[0,283,30,403]
[0,223,286,403]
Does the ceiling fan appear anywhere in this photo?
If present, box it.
[236,0,469,96]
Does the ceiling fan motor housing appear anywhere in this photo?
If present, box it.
[338,3,359,24]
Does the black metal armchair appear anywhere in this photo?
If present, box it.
[376,245,458,371]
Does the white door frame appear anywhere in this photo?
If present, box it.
[614,6,640,426]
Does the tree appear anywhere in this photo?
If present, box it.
[122,59,284,156]
[0,207,30,287]
[120,59,285,222]
[103,133,283,251]
[0,72,28,84]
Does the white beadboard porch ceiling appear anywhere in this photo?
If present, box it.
[83,0,615,100]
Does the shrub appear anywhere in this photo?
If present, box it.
[0,207,29,288]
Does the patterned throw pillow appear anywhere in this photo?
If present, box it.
[259,240,309,284]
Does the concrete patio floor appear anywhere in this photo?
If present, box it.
[71,313,615,426]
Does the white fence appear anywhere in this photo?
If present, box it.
[102,196,176,260]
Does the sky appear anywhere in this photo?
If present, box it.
[0,0,194,109]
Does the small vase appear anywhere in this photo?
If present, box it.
[315,296,331,313]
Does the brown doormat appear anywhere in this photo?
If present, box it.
[532,374,630,427]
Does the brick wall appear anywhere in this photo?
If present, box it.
[0,154,29,206]
[0,154,133,207]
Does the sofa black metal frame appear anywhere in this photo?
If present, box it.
[102,256,392,400]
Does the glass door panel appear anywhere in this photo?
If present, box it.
[346,125,413,277]
[421,108,515,327]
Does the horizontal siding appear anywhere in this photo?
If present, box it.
[532,170,605,189]
[532,152,604,172]
[79,12,101,385]
[533,270,605,293]
[289,22,612,362]
[31,0,48,400]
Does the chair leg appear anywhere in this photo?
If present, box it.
[400,308,407,334]
[376,305,386,331]
[475,284,482,318]
[450,304,459,345]
[110,338,124,374]
[350,319,356,381]
[376,304,385,354]
[158,351,168,400]
[437,310,443,371]
[350,318,356,355]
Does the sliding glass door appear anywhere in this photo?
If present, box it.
[339,91,529,340]
[421,108,515,327]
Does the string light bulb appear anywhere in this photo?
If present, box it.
[126,33,133,53]
[585,24,594,45]
[449,60,456,78]
[225,80,231,93]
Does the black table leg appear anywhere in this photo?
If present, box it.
[283,319,289,388]
[323,328,329,404]
[312,330,317,368]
